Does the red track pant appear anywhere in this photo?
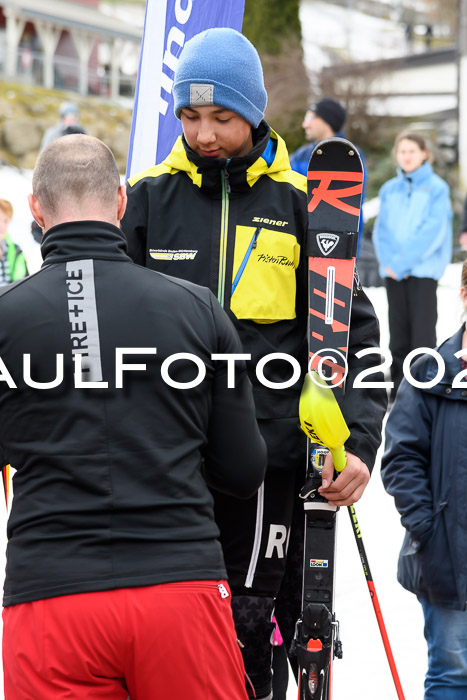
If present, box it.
[3,580,248,700]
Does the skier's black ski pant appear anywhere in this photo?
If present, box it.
[213,420,305,699]
[274,461,306,680]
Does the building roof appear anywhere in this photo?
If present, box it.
[1,0,143,42]
[322,47,457,79]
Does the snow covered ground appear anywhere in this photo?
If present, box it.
[0,164,465,700]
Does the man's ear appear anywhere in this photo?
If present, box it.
[28,194,45,229]
[117,185,127,223]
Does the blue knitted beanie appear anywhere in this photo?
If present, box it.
[173,28,267,128]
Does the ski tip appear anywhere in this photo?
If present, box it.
[310,138,363,165]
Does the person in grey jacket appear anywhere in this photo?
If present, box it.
[382,260,467,700]
[39,101,87,151]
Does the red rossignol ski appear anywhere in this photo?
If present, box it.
[293,137,362,700]
[293,138,404,700]
[306,140,362,391]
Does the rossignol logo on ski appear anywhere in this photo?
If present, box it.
[310,559,328,568]
[307,171,363,217]
[149,249,198,261]
[316,233,339,257]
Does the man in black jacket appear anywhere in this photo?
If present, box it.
[0,134,267,700]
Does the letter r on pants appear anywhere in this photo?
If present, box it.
[265,525,289,559]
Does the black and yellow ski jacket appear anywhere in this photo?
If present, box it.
[123,122,386,471]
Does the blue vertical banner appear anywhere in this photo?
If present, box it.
[126,0,245,179]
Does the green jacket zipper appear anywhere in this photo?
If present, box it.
[218,163,231,308]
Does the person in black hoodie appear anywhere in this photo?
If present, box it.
[122,28,387,699]
[0,134,267,700]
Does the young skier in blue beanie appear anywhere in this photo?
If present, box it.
[172,28,267,128]
[122,27,387,699]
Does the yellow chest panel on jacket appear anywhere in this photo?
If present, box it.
[231,225,300,323]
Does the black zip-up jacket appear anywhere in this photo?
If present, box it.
[123,123,387,471]
[0,221,267,607]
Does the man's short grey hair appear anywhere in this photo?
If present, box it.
[33,135,121,216]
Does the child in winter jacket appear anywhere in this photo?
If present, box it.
[0,198,28,287]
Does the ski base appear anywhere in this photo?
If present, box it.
[293,449,342,700]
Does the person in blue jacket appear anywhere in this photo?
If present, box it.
[381,259,467,700]
[373,130,452,399]
[289,98,347,177]
[289,98,366,250]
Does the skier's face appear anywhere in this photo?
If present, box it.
[396,138,427,174]
[180,105,253,160]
